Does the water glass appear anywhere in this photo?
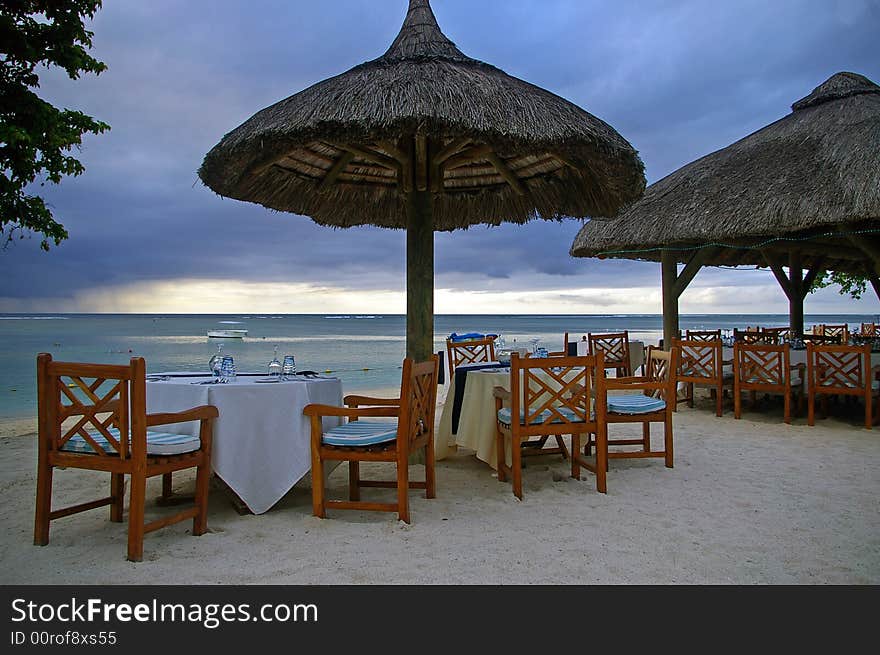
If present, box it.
[220,355,236,382]
[282,354,296,378]
[267,345,282,377]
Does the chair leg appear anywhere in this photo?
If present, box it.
[554,435,568,459]
[865,392,872,430]
[642,421,650,451]
[127,469,147,562]
[734,386,742,419]
[348,461,360,501]
[784,392,791,425]
[595,426,607,494]
[160,473,173,502]
[425,438,436,499]
[311,452,326,519]
[496,427,507,482]
[570,432,581,480]
[808,391,816,426]
[397,453,410,524]
[511,438,523,500]
[687,382,694,408]
[110,473,125,522]
[716,382,723,417]
[193,459,210,536]
[33,463,53,546]
[664,414,674,468]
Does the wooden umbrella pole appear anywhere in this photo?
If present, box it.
[406,189,434,362]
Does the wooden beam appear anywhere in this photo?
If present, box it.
[801,256,827,297]
[414,134,428,192]
[672,247,717,297]
[432,138,470,165]
[762,250,794,300]
[442,145,494,170]
[327,141,401,173]
[485,151,526,195]
[376,140,408,167]
[318,151,354,192]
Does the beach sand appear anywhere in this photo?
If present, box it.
[1,386,878,584]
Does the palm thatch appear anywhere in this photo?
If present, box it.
[570,71,880,276]
[199,0,645,230]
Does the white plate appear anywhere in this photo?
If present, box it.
[253,377,281,383]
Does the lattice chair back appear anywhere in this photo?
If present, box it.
[643,347,677,403]
[508,351,604,440]
[808,344,870,392]
[735,344,788,386]
[820,324,849,343]
[446,336,496,373]
[39,356,146,462]
[684,329,722,342]
[588,331,631,376]
[860,323,877,337]
[399,357,440,451]
[674,339,721,385]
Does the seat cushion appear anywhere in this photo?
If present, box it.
[497,407,551,428]
[322,421,398,446]
[61,428,201,456]
[607,394,666,414]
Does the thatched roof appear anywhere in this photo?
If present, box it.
[570,71,880,275]
[198,0,645,231]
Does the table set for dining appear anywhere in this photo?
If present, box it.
[146,371,343,514]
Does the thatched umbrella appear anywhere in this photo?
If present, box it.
[570,71,880,343]
[199,0,645,360]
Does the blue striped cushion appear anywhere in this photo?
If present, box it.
[607,395,666,414]
[547,405,591,424]
[497,407,551,427]
[61,428,200,456]
[322,421,398,446]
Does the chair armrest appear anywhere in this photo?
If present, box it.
[146,405,218,427]
[343,394,400,407]
[302,403,398,419]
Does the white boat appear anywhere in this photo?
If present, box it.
[207,329,248,338]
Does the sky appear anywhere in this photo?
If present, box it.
[2,0,879,315]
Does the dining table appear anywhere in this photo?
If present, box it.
[146,372,343,514]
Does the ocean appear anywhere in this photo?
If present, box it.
[2,312,877,420]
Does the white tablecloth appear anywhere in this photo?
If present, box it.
[146,374,342,514]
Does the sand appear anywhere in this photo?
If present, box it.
[1,386,878,585]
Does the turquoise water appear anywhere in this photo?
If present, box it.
[2,313,876,419]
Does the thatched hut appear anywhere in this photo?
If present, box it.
[200,0,645,360]
[570,71,880,343]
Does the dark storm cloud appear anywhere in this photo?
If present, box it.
[2,0,879,307]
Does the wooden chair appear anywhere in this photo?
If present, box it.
[732,343,804,424]
[582,347,678,486]
[548,331,581,357]
[673,338,733,417]
[588,331,632,377]
[820,324,850,343]
[806,343,879,429]
[446,336,496,375]
[761,326,791,344]
[733,328,774,344]
[860,323,877,337]
[800,333,844,346]
[494,352,605,498]
[685,329,722,342]
[34,354,217,561]
[303,355,438,523]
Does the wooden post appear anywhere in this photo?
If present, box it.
[788,250,804,338]
[406,189,434,362]
[661,251,679,349]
